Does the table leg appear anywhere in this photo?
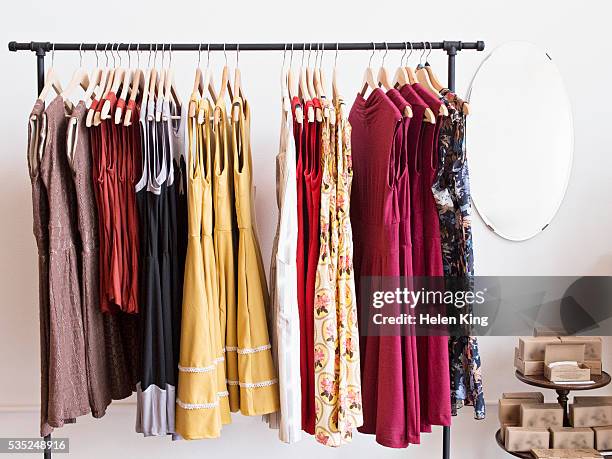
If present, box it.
[556,389,570,426]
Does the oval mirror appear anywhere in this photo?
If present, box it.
[466,41,573,241]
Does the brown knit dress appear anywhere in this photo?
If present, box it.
[39,96,90,428]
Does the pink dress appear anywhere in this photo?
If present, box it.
[349,89,408,448]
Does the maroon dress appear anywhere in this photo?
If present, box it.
[411,83,451,430]
[385,88,422,445]
[350,88,407,448]
[398,84,429,441]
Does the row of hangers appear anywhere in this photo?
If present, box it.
[280,43,346,125]
[361,41,470,121]
[35,41,468,131]
[37,43,183,128]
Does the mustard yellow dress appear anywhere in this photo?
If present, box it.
[212,101,240,411]
[230,97,280,415]
[175,98,230,439]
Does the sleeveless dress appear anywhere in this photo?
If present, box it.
[432,89,485,420]
[28,100,53,436]
[411,82,451,431]
[295,98,310,432]
[266,87,302,442]
[385,88,422,446]
[176,98,230,439]
[314,97,364,447]
[398,83,429,443]
[69,101,113,418]
[39,96,91,428]
[231,97,280,415]
[135,98,175,436]
[349,88,406,448]
[213,101,240,412]
[303,97,321,434]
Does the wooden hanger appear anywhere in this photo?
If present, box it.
[393,42,410,88]
[37,44,65,103]
[163,45,182,120]
[155,45,169,121]
[231,45,243,122]
[83,46,102,109]
[145,45,160,121]
[101,43,127,119]
[197,48,217,124]
[86,44,109,127]
[298,44,314,122]
[189,44,204,118]
[115,45,134,124]
[93,44,119,126]
[415,43,448,117]
[214,44,234,124]
[332,44,346,121]
[122,45,145,126]
[305,44,322,122]
[286,45,303,124]
[60,44,89,111]
[360,43,379,98]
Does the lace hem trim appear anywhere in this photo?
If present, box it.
[224,344,272,355]
[178,357,224,373]
[176,391,229,410]
[226,378,278,388]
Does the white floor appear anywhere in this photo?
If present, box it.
[0,401,509,459]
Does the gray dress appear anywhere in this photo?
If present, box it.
[39,96,90,427]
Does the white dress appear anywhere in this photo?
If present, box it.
[266,90,302,443]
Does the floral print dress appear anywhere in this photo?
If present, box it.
[432,89,485,420]
[314,99,363,446]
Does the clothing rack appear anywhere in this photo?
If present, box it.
[7,39,486,459]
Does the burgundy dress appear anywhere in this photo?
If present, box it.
[385,88,422,445]
[398,84,429,441]
[350,88,406,448]
[411,83,451,430]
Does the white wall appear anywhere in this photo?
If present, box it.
[1,1,611,458]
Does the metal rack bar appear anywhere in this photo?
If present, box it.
[9,40,485,53]
[10,38,485,459]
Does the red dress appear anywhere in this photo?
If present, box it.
[411,83,451,430]
[294,97,311,433]
[350,88,406,448]
[302,97,322,435]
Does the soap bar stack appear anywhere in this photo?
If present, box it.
[570,396,612,450]
[515,336,602,380]
[531,448,602,458]
[499,392,562,452]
